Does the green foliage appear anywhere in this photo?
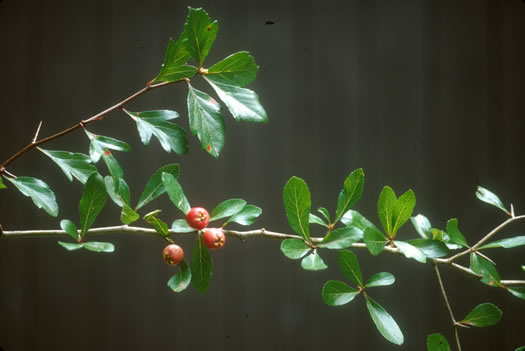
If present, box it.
[162,172,191,214]
[470,253,501,287]
[167,260,192,293]
[79,173,107,239]
[190,235,213,294]
[171,219,195,233]
[459,303,502,327]
[144,210,170,236]
[0,177,6,189]
[480,236,525,249]
[136,164,180,210]
[335,168,365,223]
[58,241,114,252]
[476,186,510,215]
[363,227,388,256]
[226,205,262,225]
[365,272,395,288]
[317,227,362,249]
[280,239,311,259]
[446,218,469,248]
[7,176,58,217]
[365,294,404,345]
[407,239,449,258]
[210,199,246,221]
[410,214,432,239]
[309,213,327,227]
[301,250,328,271]
[283,176,311,243]
[152,36,197,83]
[394,240,426,263]
[338,250,363,286]
[180,7,218,67]
[426,333,451,351]
[85,130,130,163]
[508,287,525,300]
[207,52,258,87]
[60,219,78,241]
[39,148,97,184]
[322,280,359,306]
[377,186,416,239]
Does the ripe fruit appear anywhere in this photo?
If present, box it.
[162,244,184,265]
[186,207,210,230]
[202,228,226,249]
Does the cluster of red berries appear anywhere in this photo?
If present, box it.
[162,207,226,266]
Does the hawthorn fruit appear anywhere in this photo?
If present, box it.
[162,244,184,265]
[186,207,210,230]
[202,228,226,249]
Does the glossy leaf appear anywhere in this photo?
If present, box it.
[207,51,258,87]
[167,260,192,293]
[125,109,188,155]
[98,150,124,185]
[136,164,180,210]
[283,176,311,242]
[395,240,427,263]
[378,186,396,237]
[162,172,191,214]
[85,130,130,163]
[83,241,114,253]
[190,235,213,294]
[152,36,197,83]
[410,214,432,239]
[480,236,525,249]
[226,205,262,225]
[508,288,525,300]
[172,219,195,233]
[7,176,58,217]
[318,207,331,223]
[522,265,525,272]
[39,148,97,184]
[280,239,311,259]
[392,189,416,237]
[210,199,246,221]
[120,204,139,225]
[205,76,268,123]
[364,227,388,256]
[104,176,130,208]
[60,219,78,241]
[470,253,501,287]
[365,272,395,288]
[322,280,360,306]
[58,241,83,251]
[144,210,169,236]
[317,227,362,249]
[301,250,328,271]
[407,239,449,258]
[446,218,469,248]
[79,173,107,238]
[476,186,510,215]
[338,250,363,286]
[427,333,451,351]
[341,210,379,239]
[335,168,365,222]
[515,347,525,351]
[180,7,218,66]
[187,83,225,158]
[460,303,502,327]
[309,213,327,227]
[365,294,404,345]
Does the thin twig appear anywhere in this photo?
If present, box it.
[32,121,43,143]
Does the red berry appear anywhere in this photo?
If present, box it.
[162,244,184,265]
[186,207,210,230]
[202,228,226,249]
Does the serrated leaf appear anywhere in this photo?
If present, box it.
[82,241,114,253]
[172,219,195,233]
[476,186,510,215]
[104,176,130,208]
[226,205,262,225]
[395,240,427,263]
[167,260,192,293]
[317,227,362,249]
[60,219,78,241]
[363,227,388,256]
[210,199,246,221]
[309,213,327,227]
[322,280,360,306]
[365,294,404,345]
[407,239,450,258]
[190,235,213,294]
[136,164,180,210]
[162,172,191,214]
[301,250,328,271]
[335,168,365,222]
[470,253,501,287]
[144,210,169,236]
[207,51,258,87]
[280,239,311,259]
[85,130,130,163]
[187,83,225,158]
[283,176,311,242]
[460,303,502,327]
[317,207,331,223]
[152,36,197,83]
[365,272,395,288]
[58,241,83,251]
[124,109,188,155]
[480,236,525,249]
[427,333,451,351]
[205,76,268,123]
[181,7,218,66]
[39,148,97,184]
[120,204,139,225]
[7,176,58,217]
[411,214,432,239]
[446,218,469,248]
[508,287,525,300]
[338,250,363,286]
[79,173,107,239]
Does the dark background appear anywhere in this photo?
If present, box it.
[1,0,524,350]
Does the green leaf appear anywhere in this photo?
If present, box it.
[508,288,525,300]
[85,130,130,163]
[480,236,525,249]
[58,241,83,251]
[144,210,169,236]
[7,176,58,217]
[210,199,246,221]
[283,176,311,242]
[317,207,331,223]
[522,265,525,272]
[470,253,501,287]
[226,205,262,225]
[322,280,360,306]
[410,214,432,239]
[79,173,107,239]
[378,186,397,237]
[365,294,404,345]
[460,303,502,327]
[407,239,450,258]
[476,186,510,215]
[101,151,124,181]
[427,333,451,351]
[152,36,197,83]
[136,164,180,210]
[104,176,130,208]
[0,177,6,189]
[515,347,525,351]
[60,219,78,241]
[341,210,379,239]
[301,250,328,271]
[207,51,258,87]
[280,239,311,259]
[162,172,191,214]
[82,241,114,253]
[309,213,327,227]
[446,218,469,248]
[363,227,388,256]
[335,168,365,222]
[338,250,363,286]
[187,83,225,158]
[39,148,97,184]
[190,235,213,294]
[120,204,139,225]
[317,227,362,249]
[395,240,427,263]
[204,76,268,123]
[167,260,192,293]
[365,272,395,288]
[392,189,416,238]
[172,219,195,233]
[124,109,188,155]
[181,7,218,66]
